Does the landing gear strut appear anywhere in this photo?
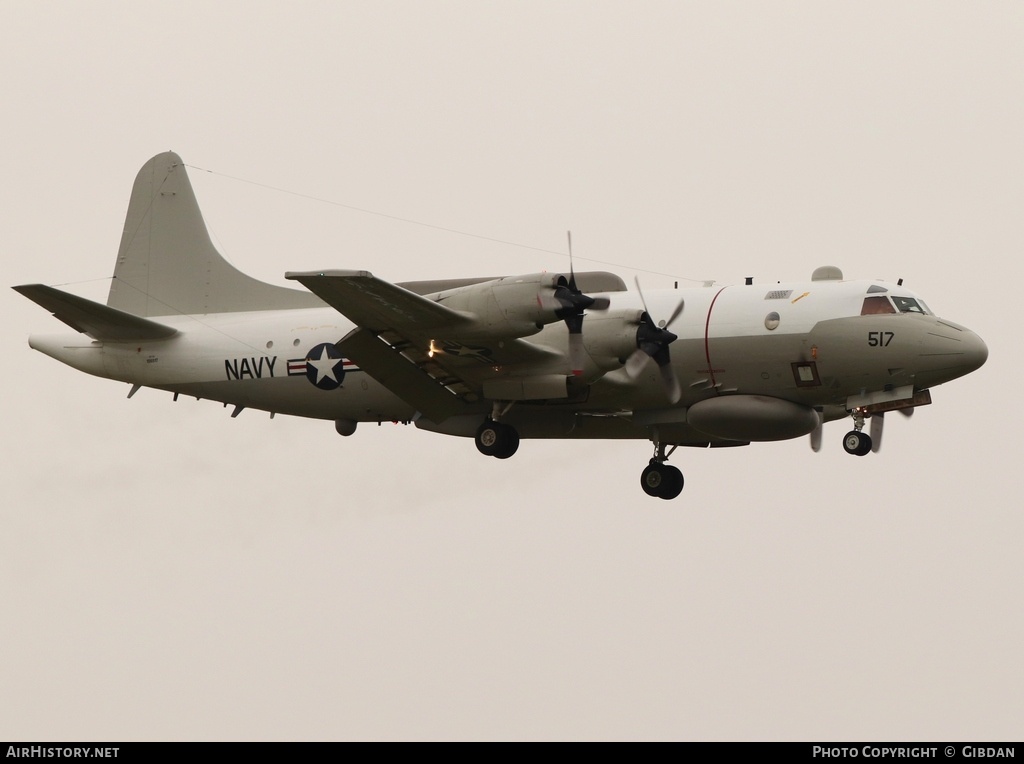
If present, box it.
[640,442,684,500]
[843,408,872,456]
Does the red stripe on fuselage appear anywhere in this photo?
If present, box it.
[703,286,728,390]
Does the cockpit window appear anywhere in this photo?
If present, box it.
[861,296,896,315]
[892,296,928,314]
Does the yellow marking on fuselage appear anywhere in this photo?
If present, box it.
[791,291,810,304]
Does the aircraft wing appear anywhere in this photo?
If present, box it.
[286,270,559,366]
[287,270,563,422]
[286,269,475,334]
[13,284,178,341]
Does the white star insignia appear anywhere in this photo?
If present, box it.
[307,346,342,385]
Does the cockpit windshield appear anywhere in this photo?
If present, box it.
[892,296,931,314]
[861,293,934,316]
[861,296,896,315]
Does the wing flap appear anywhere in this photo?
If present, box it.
[338,328,468,423]
[14,284,178,341]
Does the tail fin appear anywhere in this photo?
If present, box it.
[107,152,324,317]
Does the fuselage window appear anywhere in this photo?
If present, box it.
[861,296,896,315]
[892,296,927,314]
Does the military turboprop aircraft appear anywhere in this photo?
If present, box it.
[15,152,988,499]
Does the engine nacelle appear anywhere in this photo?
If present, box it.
[581,310,645,369]
[432,273,561,339]
[430,271,627,341]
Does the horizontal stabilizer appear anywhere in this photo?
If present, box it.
[13,284,178,341]
[286,270,474,333]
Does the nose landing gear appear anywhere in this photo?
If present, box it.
[843,408,873,456]
[640,442,684,500]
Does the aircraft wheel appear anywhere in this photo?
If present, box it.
[843,430,872,456]
[641,461,667,497]
[475,420,519,458]
[658,465,684,500]
[493,427,520,459]
[475,420,502,456]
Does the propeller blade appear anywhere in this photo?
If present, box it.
[651,343,681,403]
[809,411,823,452]
[568,332,586,377]
[624,347,681,401]
[590,296,611,310]
[634,276,650,316]
[537,291,561,312]
[634,277,684,326]
[870,412,884,452]
[566,230,577,292]
[659,362,682,404]
[625,348,649,379]
[664,298,685,328]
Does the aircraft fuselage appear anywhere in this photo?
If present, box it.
[29,276,987,441]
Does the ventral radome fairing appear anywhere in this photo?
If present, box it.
[14,152,988,499]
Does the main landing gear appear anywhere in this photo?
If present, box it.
[843,408,873,456]
[475,418,520,459]
[640,442,684,500]
[473,410,685,500]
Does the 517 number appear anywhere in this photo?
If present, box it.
[868,331,895,347]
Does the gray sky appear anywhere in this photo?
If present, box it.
[2,1,1021,741]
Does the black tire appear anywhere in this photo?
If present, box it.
[640,461,666,497]
[493,428,520,459]
[658,465,684,500]
[843,430,872,456]
[475,420,502,456]
[476,420,520,458]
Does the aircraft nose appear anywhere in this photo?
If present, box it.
[959,329,988,374]
[915,320,988,388]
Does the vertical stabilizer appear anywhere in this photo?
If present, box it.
[107,152,324,316]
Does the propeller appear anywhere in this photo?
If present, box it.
[810,410,824,452]
[544,232,611,375]
[864,408,913,453]
[870,412,885,452]
[624,277,685,404]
